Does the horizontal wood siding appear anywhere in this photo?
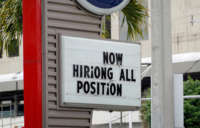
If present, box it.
[44,0,102,128]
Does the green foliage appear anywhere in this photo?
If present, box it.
[141,89,151,128]
[0,37,2,57]
[0,0,22,57]
[101,15,111,39]
[184,77,200,128]
[101,0,148,40]
[7,39,19,57]
[141,78,200,128]
[122,0,148,40]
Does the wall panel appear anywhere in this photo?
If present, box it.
[42,0,102,128]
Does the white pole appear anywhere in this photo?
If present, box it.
[174,74,184,128]
[184,95,200,99]
[109,112,112,128]
[142,95,200,101]
[10,103,12,128]
[1,104,3,128]
[151,0,174,127]
[128,112,133,128]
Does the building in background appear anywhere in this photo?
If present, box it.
[0,0,200,128]
[142,0,200,57]
[0,43,24,128]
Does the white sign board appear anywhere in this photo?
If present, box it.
[60,36,141,110]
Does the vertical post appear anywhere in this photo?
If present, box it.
[23,0,42,128]
[1,104,3,128]
[120,112,123,125]
[109,112,112,128]
[13,95,18,117]
[128,112,133,128]
[151,0,174,128]
[111,11,120,40]
[174,74,184,128]
[10,103,12,128]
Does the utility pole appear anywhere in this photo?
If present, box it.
[151,0,174,128]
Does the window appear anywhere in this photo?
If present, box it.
[17,104,24,116]
[7,40,19,57]
[0,103,24,118]
[0,47,2,58]
[0,40,3,58]
[0,105,14,118]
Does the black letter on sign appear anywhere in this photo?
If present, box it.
[90,82,96,94]
[117,84,122,96]
[101,67,107,80]
[73,64,79,77]
[116,53,123,66]
[84,81,90,94]
[131,69,136,82]
[101,82,106,95]
[77,81,83,93]
[94,66,101,79]
[109,52,115,64]
[107,68,113,80]
[126,69,131,82]
[103,52,109,64]
[110,83,116,96]
[119,69,125,81]
[84,65,90,78]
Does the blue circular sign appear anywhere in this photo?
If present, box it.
[77,0,130,15]
[87,0,123,9]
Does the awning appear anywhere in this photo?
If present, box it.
[142,52,200,77]
[0,72,23,92]
[0,72,23,83]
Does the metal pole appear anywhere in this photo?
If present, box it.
[1,104,3,128]
[109,112,112,128]
[151,0,174,127]
[14,95,18,117]
[128,112,133,128]
[174,74,184,128]
[184,95,200,99]
[120,112,123,126]
[142,95,200,101]
[10,103,12,128]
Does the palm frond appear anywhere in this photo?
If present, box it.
[122,0,148,40]
[0,0,22,56]
[101,15,111,39]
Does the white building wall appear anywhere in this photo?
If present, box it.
[141,0,200,58]
[171,0,200,54]
[0,42,23,75]
[0,117,24,128]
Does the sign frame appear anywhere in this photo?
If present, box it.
[58,35,141,111]
[77,0,130,15]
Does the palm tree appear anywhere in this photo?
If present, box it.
[0,0,22,57]
[122,0,148,40]
[102,0,148,40]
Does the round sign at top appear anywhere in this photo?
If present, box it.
[77,0,130,15]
